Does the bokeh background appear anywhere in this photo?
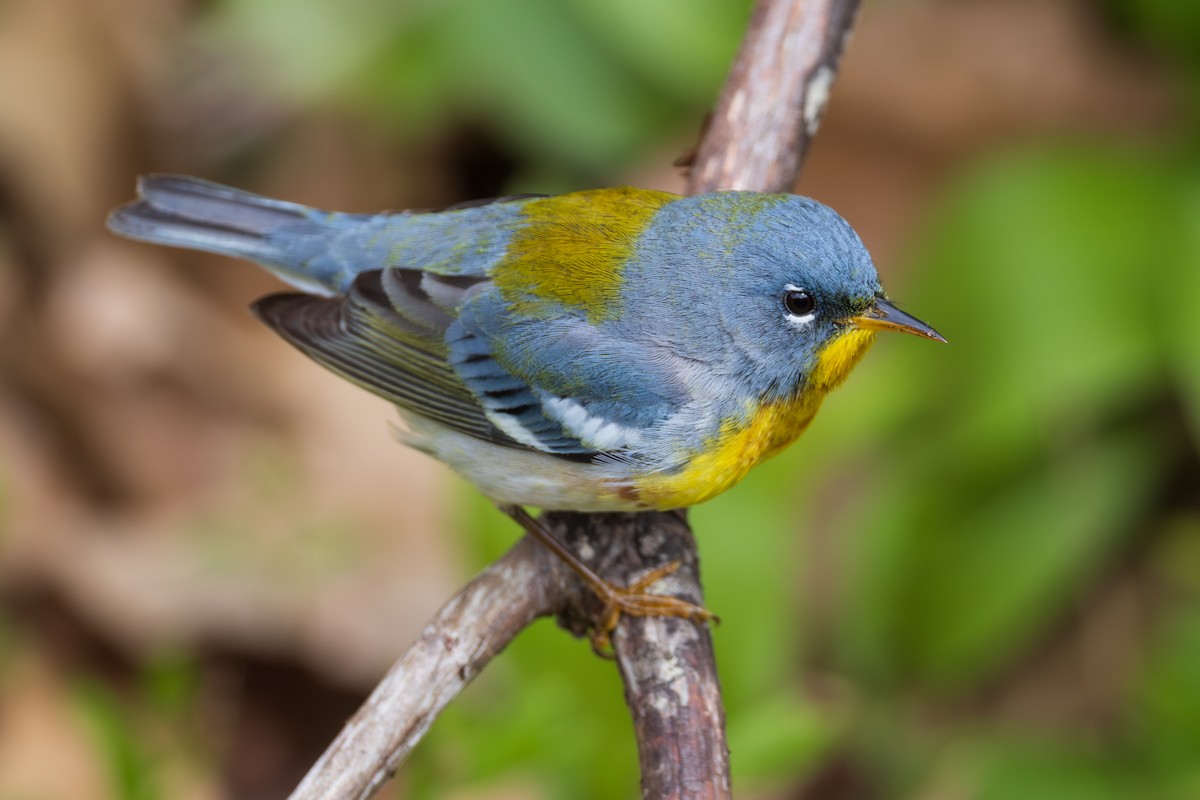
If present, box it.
[1,0,1198,798]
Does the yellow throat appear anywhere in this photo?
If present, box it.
[632,328,877,509]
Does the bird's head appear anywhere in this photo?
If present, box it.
[630,192,944,401]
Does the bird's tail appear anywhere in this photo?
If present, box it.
[106,175,354,294]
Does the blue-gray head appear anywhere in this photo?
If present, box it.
[623,191,943,401]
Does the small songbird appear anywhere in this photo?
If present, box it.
[108,176,943,640]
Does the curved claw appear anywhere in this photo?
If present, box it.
[501,508,717,657]
[588,561,718,656]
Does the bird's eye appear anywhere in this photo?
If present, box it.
[783,288,816,317]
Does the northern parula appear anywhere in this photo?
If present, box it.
[108,176,942,632]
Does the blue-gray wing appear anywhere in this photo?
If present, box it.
[255,269,688,459]
[448,289,689,456]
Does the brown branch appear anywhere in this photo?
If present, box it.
[690,0,862,195]
[587,2,863,796]
[543,511,730,799]
[288,537,564,800]
[290,1,862,797]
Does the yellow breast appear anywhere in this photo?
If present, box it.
[630,328,876,509]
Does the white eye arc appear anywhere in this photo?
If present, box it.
[782,284,817,326]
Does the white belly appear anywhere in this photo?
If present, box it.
[395,412,648,512]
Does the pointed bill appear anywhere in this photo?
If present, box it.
[851,297,946,342]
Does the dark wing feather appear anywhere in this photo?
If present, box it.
[253,269,520,446]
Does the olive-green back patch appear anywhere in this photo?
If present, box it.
[495,187,676,323]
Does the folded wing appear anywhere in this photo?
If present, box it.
[255,268,691,463]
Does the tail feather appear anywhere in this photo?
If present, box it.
[108,174,533,295]
[106,175,345,294]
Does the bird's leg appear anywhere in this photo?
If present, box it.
[503,506,716,655]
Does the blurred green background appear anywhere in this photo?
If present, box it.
[1,0,1198,798]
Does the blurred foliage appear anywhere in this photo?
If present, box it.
[417,140,1200,798]
[73,650,208,800]
[3,0,1200,798]
[844,146,1186,691]
[1103,0,1200,95]
[392,4,1200,795]
[205,0,750,186]
[836,144,1200,798]
[74,679,160,800]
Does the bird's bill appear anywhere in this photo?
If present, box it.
[850,297,946,342]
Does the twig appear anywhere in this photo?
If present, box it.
[288,537,563,800]
[290,1,862,797]
[690,0,862,194]
[544,511,731,799]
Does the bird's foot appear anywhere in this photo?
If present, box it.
[589,561,717,657]
[502,507,717,657]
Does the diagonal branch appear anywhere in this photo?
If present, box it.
[289,1,862,798]
[597,2,864,795]
[691,0,862,195]
[289,537,563,800]
[543,511,730,798]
